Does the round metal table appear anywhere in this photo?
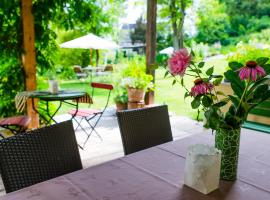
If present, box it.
[29,90,86,125]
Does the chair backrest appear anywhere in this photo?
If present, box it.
[90,82,114,111]
[73,93,93,104]
[91,82,114,90]
[0,120,82,193]
[116,105,173,155]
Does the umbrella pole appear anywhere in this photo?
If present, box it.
[89,49,93,66]
[96,49,99,67]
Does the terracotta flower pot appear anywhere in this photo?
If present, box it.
[116,102,127,111]
[127,88,145,102]
[128,101,145,109]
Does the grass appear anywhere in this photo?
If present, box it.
[38,57,228,119]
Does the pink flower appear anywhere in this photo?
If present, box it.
[168,48,191,76]
[239,61,266,81]
[190,79,213,97]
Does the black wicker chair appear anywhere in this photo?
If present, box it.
[117,105,173,155]
[0,120,82,193]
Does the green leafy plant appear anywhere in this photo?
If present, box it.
[121,58,154,90]
[114,90,128,104]
[165,49,270,131]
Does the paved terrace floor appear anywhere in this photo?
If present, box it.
[0,107,264,195]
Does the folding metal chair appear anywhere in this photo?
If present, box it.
[0,115,31,138]
[68,82,113,148]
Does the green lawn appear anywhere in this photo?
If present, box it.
[38,57,228,118]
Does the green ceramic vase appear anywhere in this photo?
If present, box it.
[215,128,241,181]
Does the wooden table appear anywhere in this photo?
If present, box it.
[1,130,270,200]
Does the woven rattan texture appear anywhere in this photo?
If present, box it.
[0,120,82,193]
[117,105,173,155]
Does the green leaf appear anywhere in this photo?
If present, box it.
[164,70,169,78]
[216,91,225,96]
[210,75,223,79]
[224,70,245,98]
[254,84,269,99]
[191,98,201,109]
[184,92,189,99]
[172,79,176,85]
[213,100,228,108]
[202,96,212,107]
[181,78,184,86]
[213,77,223,86]
[231,82,243,98]
[228,95,240,108]
[256,57,269,66]
[206,67,214,76]
[191,49,195,57]
[198,62,205,68]
[247,77,269,96]
[263,64,270,74]
[228,62,243,71]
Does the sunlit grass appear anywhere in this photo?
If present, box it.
[37,58,228,118]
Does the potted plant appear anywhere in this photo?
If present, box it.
[121,59,154,103]
[165,48,270,181]
[122,76,154,102]
[114,89,128,111]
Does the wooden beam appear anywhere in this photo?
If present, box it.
[21,0,39,128]
[145,0,157,105]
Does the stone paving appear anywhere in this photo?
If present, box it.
[0,107,262,196]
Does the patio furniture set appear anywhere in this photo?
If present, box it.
[0,82,113,148]
[0,105,270,199]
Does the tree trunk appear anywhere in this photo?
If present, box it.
[170,0,186,50]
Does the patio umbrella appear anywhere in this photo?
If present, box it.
[60,33,119,67]
[159,47,174,55]
[59,33,119,50]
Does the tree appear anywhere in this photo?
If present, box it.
[159,0,192,50]
[195,0,231,45]
[130,17,146,44]
[0,0,124,117]
[220,0,270,36]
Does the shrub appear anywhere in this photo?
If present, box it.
[227,42,270,64]
[0,57,24,117]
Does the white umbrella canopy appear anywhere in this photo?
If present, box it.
[159,47,174,55]
[60,33,119,50]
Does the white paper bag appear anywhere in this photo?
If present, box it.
[184,144,221,194]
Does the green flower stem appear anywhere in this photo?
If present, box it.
[236,79,251,115]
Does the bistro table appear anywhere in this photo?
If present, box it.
[28,90,86,125]
[1,130,270,199]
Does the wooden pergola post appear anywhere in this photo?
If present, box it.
[145,0,157,105]
[21,0,39,128]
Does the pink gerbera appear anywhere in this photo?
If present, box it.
[190,79,213,97]
[168,48,191,76]
[239,61,266,81]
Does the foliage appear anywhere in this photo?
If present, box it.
[130,17,146,44]
[121,58,154,90]
[196,0,231,45]
[165,49,270,130]
[0,57,24,117]
[220,0,270,37]
[114,90,128,104]
[227,42,270,64]
[158,0,193,49]
[0,0,124,117]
